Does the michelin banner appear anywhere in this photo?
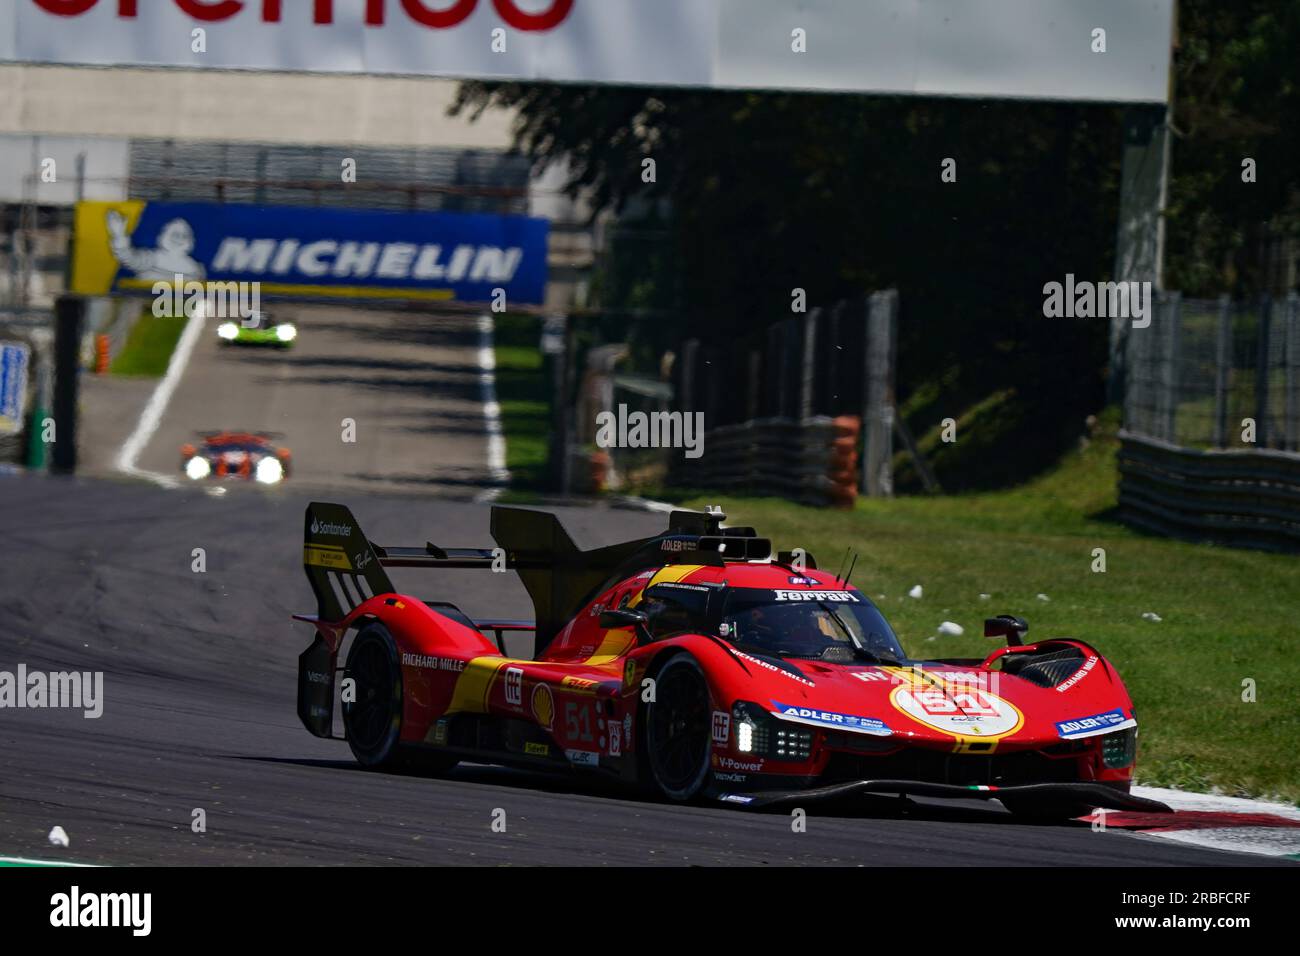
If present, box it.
[71,200,549,305]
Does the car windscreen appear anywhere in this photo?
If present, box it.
[721,588,906,664]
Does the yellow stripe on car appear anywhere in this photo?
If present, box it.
[446,656,512,714]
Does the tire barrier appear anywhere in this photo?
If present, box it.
[672,415,861,508]
[1117,430,1300,553]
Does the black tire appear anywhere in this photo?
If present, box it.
[999,796,1095,822]
[342,624,404,768]
[342,624,459,775]
[643,654,713,801]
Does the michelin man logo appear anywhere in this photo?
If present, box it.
[107,210,205,281]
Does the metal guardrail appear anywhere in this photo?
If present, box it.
[671,290,898,501]
[1116,430,1300,552]
[671,415,860,507]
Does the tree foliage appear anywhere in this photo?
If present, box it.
[452,1,1300,488]
[1166,0,1300,294]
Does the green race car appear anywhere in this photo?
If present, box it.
[217,311,297,348]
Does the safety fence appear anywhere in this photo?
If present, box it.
[1117,431,1300,552]
[561,290,898,504]
[671,416,862,507]
[670,290,898,501]
[1124,293,1300,451]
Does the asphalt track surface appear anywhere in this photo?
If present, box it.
[1,475,1292,866]
[130,306,496,495]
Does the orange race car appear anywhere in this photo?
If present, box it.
[180,431,292,484]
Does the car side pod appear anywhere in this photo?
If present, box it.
[710,780,1174,814]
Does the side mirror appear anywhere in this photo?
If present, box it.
[984,615,1029,646]
[600,608,649,631]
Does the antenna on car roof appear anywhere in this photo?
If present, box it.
[843,551,858,590]
[834,547,850,584]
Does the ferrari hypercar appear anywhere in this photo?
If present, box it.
[294,504,1170,819]
[180,431,291,483]
[216,311,297,348]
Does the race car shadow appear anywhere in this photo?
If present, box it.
[767,793,1078,826]
[236,754,633,803]
[240,755,1084,825]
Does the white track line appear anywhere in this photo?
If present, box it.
[0,855,97,867]
[474,313,510,501]
[115,307,206,488]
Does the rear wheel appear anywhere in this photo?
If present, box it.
[343,624,458,774]
[643,654,713,801]
[342,624,404,768]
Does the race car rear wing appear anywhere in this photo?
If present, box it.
[302,501,602,626]
[302,501,816,655]
[302,502,549,622]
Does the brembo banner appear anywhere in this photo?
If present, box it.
[3,0,1173,103]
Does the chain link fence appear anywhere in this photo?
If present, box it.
[126,139,531,214]
[1120,292,1300,552]
[1124,293,1300,451]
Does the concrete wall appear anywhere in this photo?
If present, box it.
[0,64,516,149]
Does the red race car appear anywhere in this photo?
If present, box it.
[180,431,291,484]
[294,503,1171,819]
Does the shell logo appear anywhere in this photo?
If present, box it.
[531,682,555,730]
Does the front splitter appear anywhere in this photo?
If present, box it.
[712,779,1174,813]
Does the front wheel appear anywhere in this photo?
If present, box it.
[643,654,713,801]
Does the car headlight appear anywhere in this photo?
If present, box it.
[185,456,210,480]
[737,721,755,753]
[730,700,814,760]
[217,323,239,340]
[255,456,284,484]
[731,701,771,755]
[1101,727,1137,768]
[275,324,297,342]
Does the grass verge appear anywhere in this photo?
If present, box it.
[110,310,187,377]
[492,313,550,489]
[682,409,1300,804]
